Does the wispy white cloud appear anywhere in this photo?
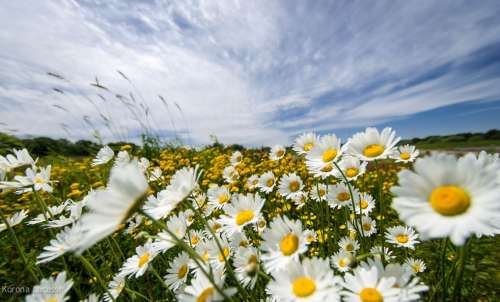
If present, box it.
[1,0,500,145]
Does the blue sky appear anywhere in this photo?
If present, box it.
[1,1,500,146]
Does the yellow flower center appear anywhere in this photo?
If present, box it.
[411,264,421,272]
[321,163,333,172]
[177,264,188,278]
[339,259,347,267]
[337,192,350,201]
[266,178,274,187]
[218,247,230,262]
[34,177,45,184]
[277,150,285,157]
[212,223,221,232]
[399,152,411,160]
[360,200,369,209]
[346,167,359,178]
[191,236,199,245]
[396,234,409,244]
[289,180,300,192]
[362,223,372,231]
[239,240,249,247]
[138,253,150,268]
[248,254,258,265]
[429,186,471,216]
[280,233,299,256]
[360,288,383,302]
[235,210,255,225]
[345,243,354,251]
[292,277,316,298]
[363,144,385,158]
[303,143,314,152]
[202,251,209,262]
[46,298,58,302]
[322,148,338,162]
[197,287,214,302]
[218,194,230,204]
[318,189,326,197]
[258,220,266,228]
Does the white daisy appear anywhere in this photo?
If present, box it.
[219,193,264,236]
[207,236,233,270]
[359,258,428,301]
[0,209,29,232]
[307,229,321,246]
[182,209,196,227]
[246,174,259,190]
[267,257,341,302]
[187,229,205,248]
[113,150,130,167]
[385,226,420,249]
[92,145,114,166]
[258,172,276,194]
[335,156,367,181]
[278,173,304,200]
[293,132,319,155]
[143,189,177,220]
[309,183,329,202]
[234,246,260,288]
[337,237,358,254]
[178,267,235,302]
[73,160,149,254]
[28,202,68,225]
[346,127,400,161]
[306,134,343,178]
[138,157,150,172]
[167,166,202,202]
[0,148,35,171]
[37,223,82,264]
[369,246,395,261]
[260,216,308,273]
[331,250,354,273]
[165,252,193,291]
[153,214,187,253]
[229,231,251,249]
[207,184,232,211]
[270,145,286,161]
[223,165,239,184]
[149,166,163,182]
[391,144,419,163]
[359,215,377,237]
[5,165,53,193]
[230,151,243,166]
[25,272,73,302]
[404,258,426,274]
[341,265,399,302]
[120,240,158,278]
[327,183,358,209]
[103,273,126,302]
[353,193,376,215]
[391,152,500,245]
[291,192,308,209]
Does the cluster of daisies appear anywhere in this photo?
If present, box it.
[1,126,500,302]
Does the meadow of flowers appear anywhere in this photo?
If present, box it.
[1,127,500,301]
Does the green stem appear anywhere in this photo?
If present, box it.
[0,208,39,283]
[452,240,469,301]
[138,209,233,302]
[80,255,116,302]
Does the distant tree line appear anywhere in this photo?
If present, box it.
[1,129,499,157]
[0,132,136,157]
[399,129,500,145]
